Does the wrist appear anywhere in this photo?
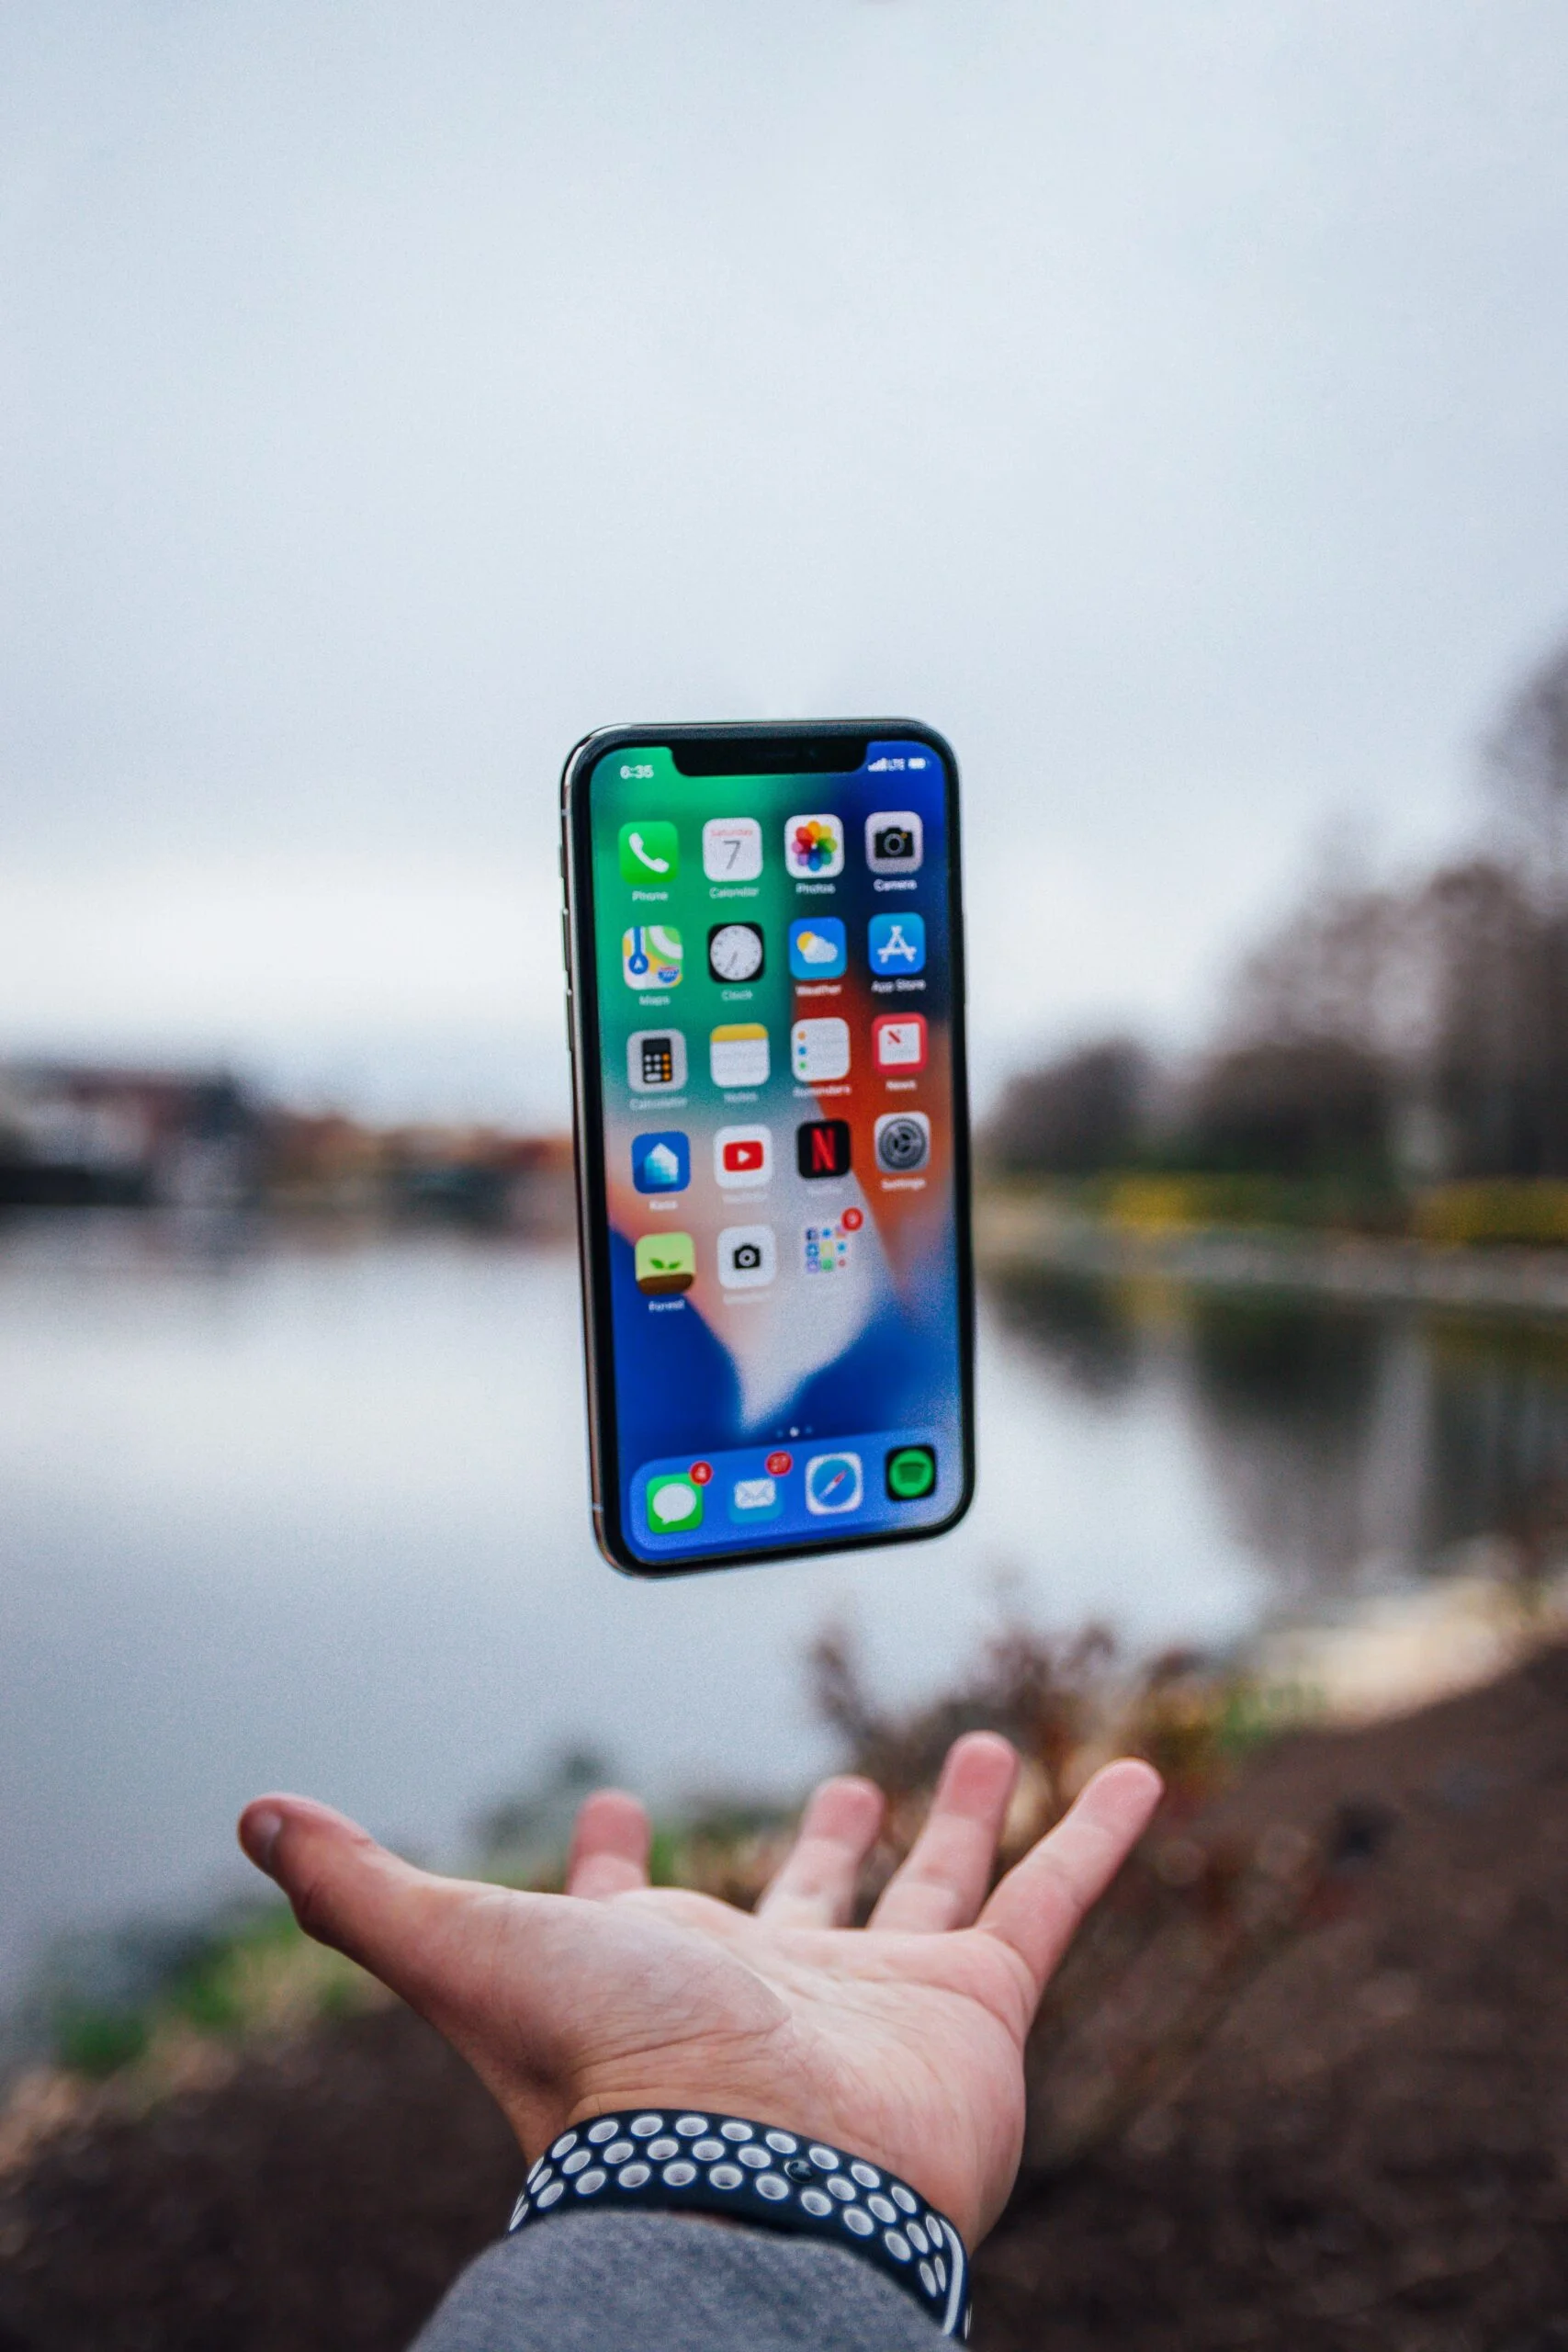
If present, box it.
[510,2105,971,2338]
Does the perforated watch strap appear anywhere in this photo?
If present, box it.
[509,2108,971,2338]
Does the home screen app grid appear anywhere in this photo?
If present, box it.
[591,746,955,1551]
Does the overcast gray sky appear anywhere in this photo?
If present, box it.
[4,1,1568,1120]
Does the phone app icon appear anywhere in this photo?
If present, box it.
[717,1225,776,1289]
[865,811,923,874]
[784,814,844,879]
[796,1118,852,1178]
[627,1030,688,1092]
[623,924,682,989]
[619,821,679,885]
[873,1013,927,1072]
[710,1023,770,1088]
[646,1473,703,1532]
[789,917,846,978]
[792,1016,851,1083]
[728,1474,782,1522]
[803,1218,854,1274]
[703,818,762,881]
[635,1230,695,1294]
[874,1110,931,1172]
[867,911,926,976]
[715,1125,772,1188]
[708,922,765,984]
[805,1451,863,1514]
[632,1131,690,1193]
[886,1444,936,1501]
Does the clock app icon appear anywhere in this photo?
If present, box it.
[707,922,765,985]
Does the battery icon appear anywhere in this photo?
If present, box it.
[908,756,928,769]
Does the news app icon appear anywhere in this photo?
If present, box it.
[792,1016,851,1083]
[784,814,844,879]
[789,918,846,979]
[702,817,762,881]
[632,1131,689,1193]
[714,1125,772,1189]
[867,911,926,976]
[717,1225,776,1289]
[865,812,923,874]
[795,1119,852,1179]
[874,1111,931,1173]
[627,1030,687,1093]
[873,1013,927,1072]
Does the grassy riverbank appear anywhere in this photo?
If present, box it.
[4,1625,1567,2349]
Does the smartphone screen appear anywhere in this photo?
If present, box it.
[563,723,973,1573]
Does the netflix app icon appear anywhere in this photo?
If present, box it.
[796,1119,852,1180]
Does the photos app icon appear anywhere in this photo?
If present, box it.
[784,814,844,879]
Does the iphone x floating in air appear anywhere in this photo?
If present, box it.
[560,722,974,1574]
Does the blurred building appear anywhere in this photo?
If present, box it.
[0,1064,262,1208]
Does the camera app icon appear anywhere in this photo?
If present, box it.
[717,1225,776,1289]
[865,811,923,874]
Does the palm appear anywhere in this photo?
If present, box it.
[241,1737,1158,2246]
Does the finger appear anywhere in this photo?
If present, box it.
[755,1775,885,1927]
[237,1792,506,2010]
[869,1732,1020,1934]
[976,1758,1162,2007]
[567,1789,651,1899]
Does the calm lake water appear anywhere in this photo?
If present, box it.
[5,1212,1566,1994]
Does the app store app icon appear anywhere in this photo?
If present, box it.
[868,911,926,976]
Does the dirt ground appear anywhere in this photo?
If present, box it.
[3,1647,1567,2352]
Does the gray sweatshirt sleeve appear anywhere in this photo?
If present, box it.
[410,2211,946,2352]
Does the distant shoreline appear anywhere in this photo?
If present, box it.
[976,1188,1568,1317]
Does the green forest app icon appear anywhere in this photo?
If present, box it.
[635,1230,695,1295]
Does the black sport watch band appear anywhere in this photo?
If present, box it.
[508,2107,971,2338]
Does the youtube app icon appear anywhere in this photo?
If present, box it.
[714,1125,773,1189]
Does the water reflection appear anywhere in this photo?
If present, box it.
[5,1214,1566,1995]
[994,1270,1568,1606]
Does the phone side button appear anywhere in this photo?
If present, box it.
[564,993,575,1057]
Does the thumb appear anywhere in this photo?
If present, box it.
[238,1792,502,2012]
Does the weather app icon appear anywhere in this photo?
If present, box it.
[868,911,926,977]
[632,1131,690,1193]
[789,917,846,978]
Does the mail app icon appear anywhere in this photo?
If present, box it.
[729,1474,781,1521]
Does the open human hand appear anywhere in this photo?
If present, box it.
[239,1734,1160,2246]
